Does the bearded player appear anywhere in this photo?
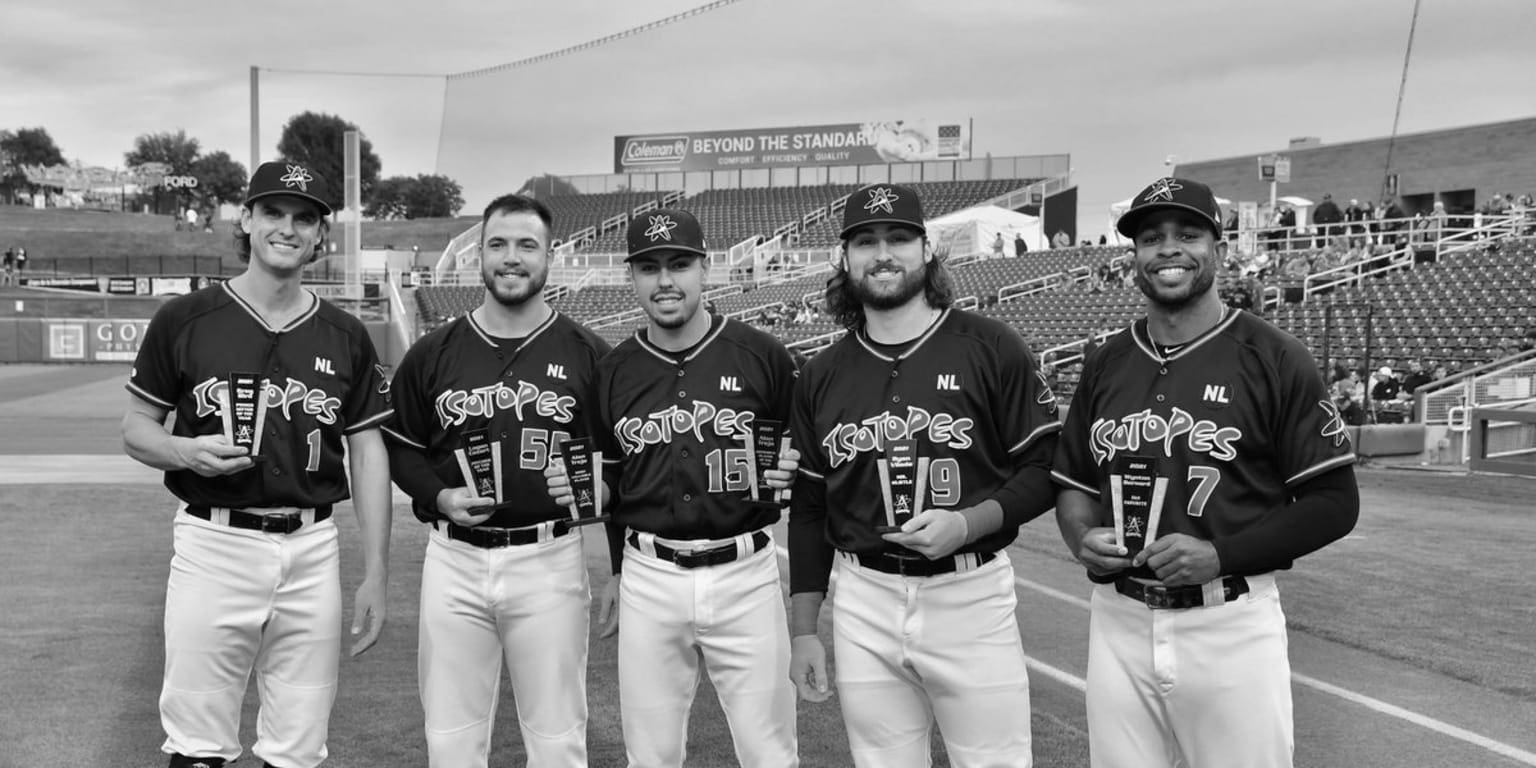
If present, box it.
[544,208,802,767]
[384,194,609,766]
[787,183,1060,767]
[1052,177,1359,768]
[122,162,393,768]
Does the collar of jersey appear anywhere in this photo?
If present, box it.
[635,313,727,365]
[855,307,950,362]
[1131,306,1236,364]
[222,281,319,333]
[464,307,558,352]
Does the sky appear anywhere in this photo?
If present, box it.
[3,0,1533,240]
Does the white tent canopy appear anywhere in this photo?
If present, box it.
[925,204,1043,257]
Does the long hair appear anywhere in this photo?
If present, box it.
[824,243,956,331]
[233,209,330,264]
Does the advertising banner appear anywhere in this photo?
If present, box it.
[44,318,152,362]
[614,119,970,173]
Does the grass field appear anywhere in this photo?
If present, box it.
[3,363,1535,767]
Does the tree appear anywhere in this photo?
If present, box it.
[517,173,580,198]
[365,174,465,220]
[126,129,203,213]
[364,176,412,220]
[276,112,381,210]
[125,129,200,175]
[1,127,67,201]
[190,151,247,206]
[404,174,464,218]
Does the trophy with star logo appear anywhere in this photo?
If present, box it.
[222,372,268,464]
[556,436,607,525]
[1109,455,1167,556]
[875,438,928,533]
[455,427,502,503]
[745,418,789,506]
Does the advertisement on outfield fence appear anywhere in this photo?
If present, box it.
[613,119,971,173]
[44,318,152,362]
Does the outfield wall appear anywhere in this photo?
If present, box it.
[0,317,395,367]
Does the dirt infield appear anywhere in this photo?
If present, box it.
[4,362,1535,766]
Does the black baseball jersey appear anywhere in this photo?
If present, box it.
[1052,309,1357,580]
[127,282,393,507]
[383,310,610,527]
[595,314,796,540]
[791,308,1061,558]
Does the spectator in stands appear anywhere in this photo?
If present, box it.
[1432,363,1451,382]
[1520,328,1536,353]
[2,247,12,286]
[1332,369,1366,426]
[14,245,25,278]
[992,232,1005,259]
[1097,234,1107,245]
[1052,229,1071,249]
[1281,251,1312,279]
[1344,199,1367,246]
[1081,329,1101,360]
[1401,359,1432,394]
[1370,366,1402,402]
[1014,232,1028,257]
[1379,198,1407,245]
[1427,201,1449,240]
[1041,362,1060,395]
[1313,193,1343,243]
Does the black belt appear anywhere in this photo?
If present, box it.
[851,550,997,577]
[185,504,332,534]
[444,519,571,549]
[628,530,770,569]
[1114,575,1249,610]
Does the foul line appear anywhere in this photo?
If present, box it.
[778,544,1536,765]
[1290,672,1536,766]
[1010,576,1536,766]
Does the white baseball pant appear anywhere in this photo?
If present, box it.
[160,508,341,768]
[1086,574,1291,768]
[617,531,798,768]
[418,524,590,767]
[831,551,1033,768]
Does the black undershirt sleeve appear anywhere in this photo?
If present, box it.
[988,432,1061,528]
[787,473,836,595]
[387,441,449,523]
[1212,465,1359,575]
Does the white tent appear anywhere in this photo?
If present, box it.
[925,204,1044,257]
[1277,195,1314,231]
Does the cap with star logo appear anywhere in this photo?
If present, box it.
[840,183,926,239]
[625,208,707,262]
[1116,177,1222,238]
[243,161,335,216]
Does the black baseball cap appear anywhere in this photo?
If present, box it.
[244,161,334,216]
[626,208,707,261]
[1116,177,1222,238]
[841,183,926,239]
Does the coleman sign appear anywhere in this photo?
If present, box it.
[613,119,971,173]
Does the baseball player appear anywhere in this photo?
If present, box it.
[787,183,1061,767]
[383,194,609,767]
[1052,177,1360,768]
[545,208,801,767]
[121,162,393,768]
